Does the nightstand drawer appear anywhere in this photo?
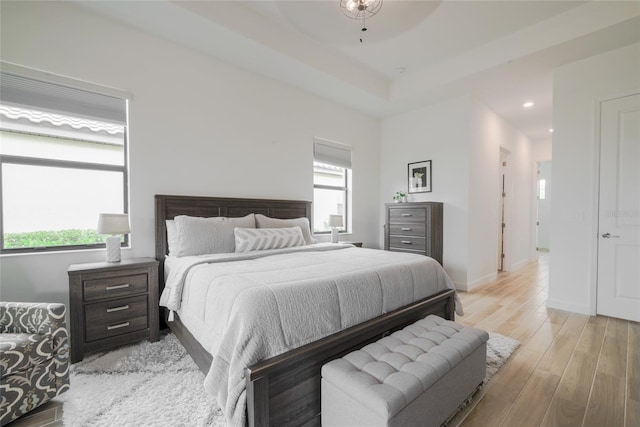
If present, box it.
[84,273,148,301]
[389,236,426,251]
[388,223,426,237]
[389,208,426,222]
[85,296,148,342]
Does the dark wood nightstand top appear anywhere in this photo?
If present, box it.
[68,257,158,273]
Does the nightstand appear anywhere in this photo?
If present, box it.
[67,258,159,363]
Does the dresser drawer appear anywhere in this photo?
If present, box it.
[389,236,426,251]
[84,273,148,301]
[85,295,148,342]
[389,207,426,222]
[388,223,426,237]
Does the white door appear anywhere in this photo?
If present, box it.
[597,93,640,322]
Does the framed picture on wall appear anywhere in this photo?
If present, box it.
[407,160,432,193]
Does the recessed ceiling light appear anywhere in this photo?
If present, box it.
[396,66,406,74]
[549,128,554,133]
[523,101,534,108]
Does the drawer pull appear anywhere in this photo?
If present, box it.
[106,305,130,313]
[400,213,412,217]
[107,322,130,331]
[401,240,412,244]
[105,284,130,291]
[401,227,412,231]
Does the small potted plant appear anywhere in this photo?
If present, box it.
[393,191,407,203]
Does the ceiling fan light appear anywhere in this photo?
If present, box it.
[340,0,383,20]
[340,0,383,43]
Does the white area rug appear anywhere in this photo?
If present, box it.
[485,332,520,383]
[58,332,518,426]
[57,334,223,427]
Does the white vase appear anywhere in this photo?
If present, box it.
[331,227,339,243]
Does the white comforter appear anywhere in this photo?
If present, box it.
[160,244,460,427]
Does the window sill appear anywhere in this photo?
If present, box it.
[0,246,132,258]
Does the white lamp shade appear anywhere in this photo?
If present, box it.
[97,213,130,235]
[328,214,344,228]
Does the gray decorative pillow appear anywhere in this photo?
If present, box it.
[173,214,256,257]
[255,214,315,244]
[234,227,305,253]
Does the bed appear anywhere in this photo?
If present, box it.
[155,194,458,427]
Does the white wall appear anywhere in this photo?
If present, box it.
[0,1,380,305]
[468,99,533,286]
[380,97,471,285]
[380,96,533,290]
[467,101,500,286]
[549,42,640,314]
[532,138,552,162]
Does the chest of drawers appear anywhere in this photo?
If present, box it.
[384,202,443,265]
[68,258,159,363]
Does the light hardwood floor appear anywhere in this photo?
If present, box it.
[8,254,638,426]
[450,253,639,427]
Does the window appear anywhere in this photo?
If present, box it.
[538,179,546,200]
[313,139,352,234]
[0,69,129,253]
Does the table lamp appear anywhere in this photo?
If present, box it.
[97,213,130,262]
[328,214,344,244]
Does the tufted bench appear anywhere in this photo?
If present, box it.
[321,315,489,427]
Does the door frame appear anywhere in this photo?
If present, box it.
[530,150,552,261]
[533,161,552,259]
[591,90,640,316]
[498,148,512,272]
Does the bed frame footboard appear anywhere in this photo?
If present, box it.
[166,289,455,427]
[245,289,456,427]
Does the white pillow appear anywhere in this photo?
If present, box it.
[173,214,256,257]
[234,227,305,253]
[255,214,315,244]
[166,220,178,256]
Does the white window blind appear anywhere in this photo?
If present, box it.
[0,71,127,125]
[313,139,352,169]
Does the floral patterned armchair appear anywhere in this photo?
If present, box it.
[0,302,70,426]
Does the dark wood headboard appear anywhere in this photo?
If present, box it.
[154,194,312,266]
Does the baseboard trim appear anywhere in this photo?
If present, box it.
[453,282,468,292]
[511,258,531,271]
[464,272,498,291]
[546,298,591,315]
[457,258,535,292]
